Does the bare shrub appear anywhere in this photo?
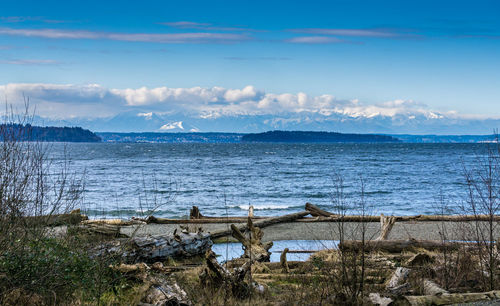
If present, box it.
[460,141,500,291]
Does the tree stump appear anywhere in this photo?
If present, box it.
[231,217,273,262]
[376,214,396,241]
[200,249,257,299]
[280,248,290,273]
[190,206,203,219]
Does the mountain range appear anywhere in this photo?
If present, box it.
[32,110,500,135]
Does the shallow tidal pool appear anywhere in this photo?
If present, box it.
[211,239,339,262]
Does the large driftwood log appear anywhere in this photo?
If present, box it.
[339,239,461,253]
[305,202,337,217]
[231,218,273,262]
[376,214,396,241]
[386,267,411,295]
[423,279,449,296]
[94,229,213,263]
[145,216,265,224]
[209,211,309,239]
[405,290,500,305]
[82,219,145,226]
[78,223,127,238]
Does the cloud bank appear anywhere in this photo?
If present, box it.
[0,83,459,121]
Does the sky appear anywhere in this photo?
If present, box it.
[0,0,499,132]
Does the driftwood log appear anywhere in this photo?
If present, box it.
[369,293,393,306]
[339,239,461,253]
[305,202,337,217]
[209,211,309,239]
[231,218,273,262]
[386,267,411,295]
[405,290,500,305]
[94,229,213,263]
[423,279,449,296]
[200,249,262,299]
[145,216,265,224]
[111,263,191,305]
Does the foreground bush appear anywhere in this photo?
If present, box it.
[0,236,123,304]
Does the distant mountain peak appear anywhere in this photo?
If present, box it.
[160,121,184,131]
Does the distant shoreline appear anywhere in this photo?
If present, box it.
[96,131,498,144]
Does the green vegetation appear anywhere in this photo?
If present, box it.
[0,124,101,142]
[242,130,400,143]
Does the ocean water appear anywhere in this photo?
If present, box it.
[48,143,490,218]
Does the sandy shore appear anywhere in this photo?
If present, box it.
[118,220,500,242]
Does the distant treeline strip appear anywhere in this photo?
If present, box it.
[241,130,400,143]
[0,124,101,142]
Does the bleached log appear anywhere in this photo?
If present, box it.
[386,267,411,295]
[369,293,393,306]
[376,214,396,241]
[405,290,500,305]
[423,279,449,296]
[147,216,256,224]
[210,211,309,239]
[82,219,145,226]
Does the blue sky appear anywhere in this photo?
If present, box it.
[0,0,499,131]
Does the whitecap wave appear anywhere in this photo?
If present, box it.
[232,204,295,210]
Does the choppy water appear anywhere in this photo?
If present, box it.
[48,143,490,218]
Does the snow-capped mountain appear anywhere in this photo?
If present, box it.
[32,110,500,134]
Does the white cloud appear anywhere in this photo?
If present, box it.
[223,85,260,102]
[290,28,399,37]
[0,27,250,44]
[286,36,347,44]
[0,82,470,121]
[0,59,60,65]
